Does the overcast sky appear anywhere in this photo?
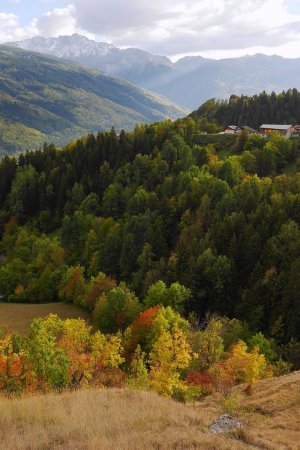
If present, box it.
[1,0,300,60]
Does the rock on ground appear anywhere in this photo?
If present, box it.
[209,414,242,433]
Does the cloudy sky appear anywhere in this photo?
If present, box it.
[1,0,300,59]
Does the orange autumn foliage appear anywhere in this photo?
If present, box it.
[125,307,159,356]
[85,275,116,311]
[0,335,35,393]
[14,284,25,296]
[66,269,81,299]
[185,370,212,388]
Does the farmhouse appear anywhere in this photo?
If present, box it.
[224,125,241,134]
[259,124,293,136]
[241,125,257,134]
[290,125,300,138]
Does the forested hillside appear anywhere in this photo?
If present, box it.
[192,89,300,129]
[0,46,186,156]
[1,114,300,357]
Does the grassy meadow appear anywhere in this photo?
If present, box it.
[0,371,299,449]
[0,302,91,334]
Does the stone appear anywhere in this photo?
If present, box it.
[209,414,242,433]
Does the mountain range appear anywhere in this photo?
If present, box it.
[8,34,209,95]
[0,45,186,156]
[8,34,300,109]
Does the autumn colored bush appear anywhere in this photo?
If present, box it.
[124,306,159,357]
[93,284,141,333]
[0,311,287,398]
[127,345,149,389]
[84,273,116,312]
[209,340,271,394]
[58,266,86,305]
[185,370,212,389]
[0,314,127,394]
[94,367,127,388]
[0,335,35,393]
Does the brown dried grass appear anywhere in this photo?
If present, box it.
[0,302,91,335]
[0,371,299,450]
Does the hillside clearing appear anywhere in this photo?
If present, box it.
[0,371,299,449]
[0,302,91,334]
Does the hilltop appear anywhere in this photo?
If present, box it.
[191,89,300,129]
[0,45,186,156]
[0,371,299,449]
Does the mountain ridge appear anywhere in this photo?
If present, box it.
[0,45,186,156]
[6,34,211,93]
[157,53,300,108]
[7,34,300,109]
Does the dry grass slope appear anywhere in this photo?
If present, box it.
[0,371,299,450]
[0,303,91,334]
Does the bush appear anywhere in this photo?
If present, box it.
[185,369,213,395]
[172,384,204,403]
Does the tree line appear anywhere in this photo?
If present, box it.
[192,89,300,129]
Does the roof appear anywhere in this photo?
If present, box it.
[241,125,257,132]
[259,124,292,131]
[225,125,240,130]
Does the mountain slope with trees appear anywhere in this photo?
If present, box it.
[0,46,186,156]
[191,89,300,129]
[0,112,300,362]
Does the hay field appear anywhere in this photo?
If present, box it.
[0,302,91,334]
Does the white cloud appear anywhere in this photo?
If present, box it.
[34,5,78,37]
[0,4,93,43]
[69,0,300,57]
[0,12,37,42]
[0,0,300,57]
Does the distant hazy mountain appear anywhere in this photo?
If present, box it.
[0,46,186,156]
[7,35,300,110]
[157,54,300,109]
[8,34,175,90]
[7,34,210,93]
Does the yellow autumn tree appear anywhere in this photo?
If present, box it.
[209,340,270,393]
[91,331,124,369]
[149,323,192,397]
[39,315,125,387]
[226,340,269,385]
[127,345,149,389]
